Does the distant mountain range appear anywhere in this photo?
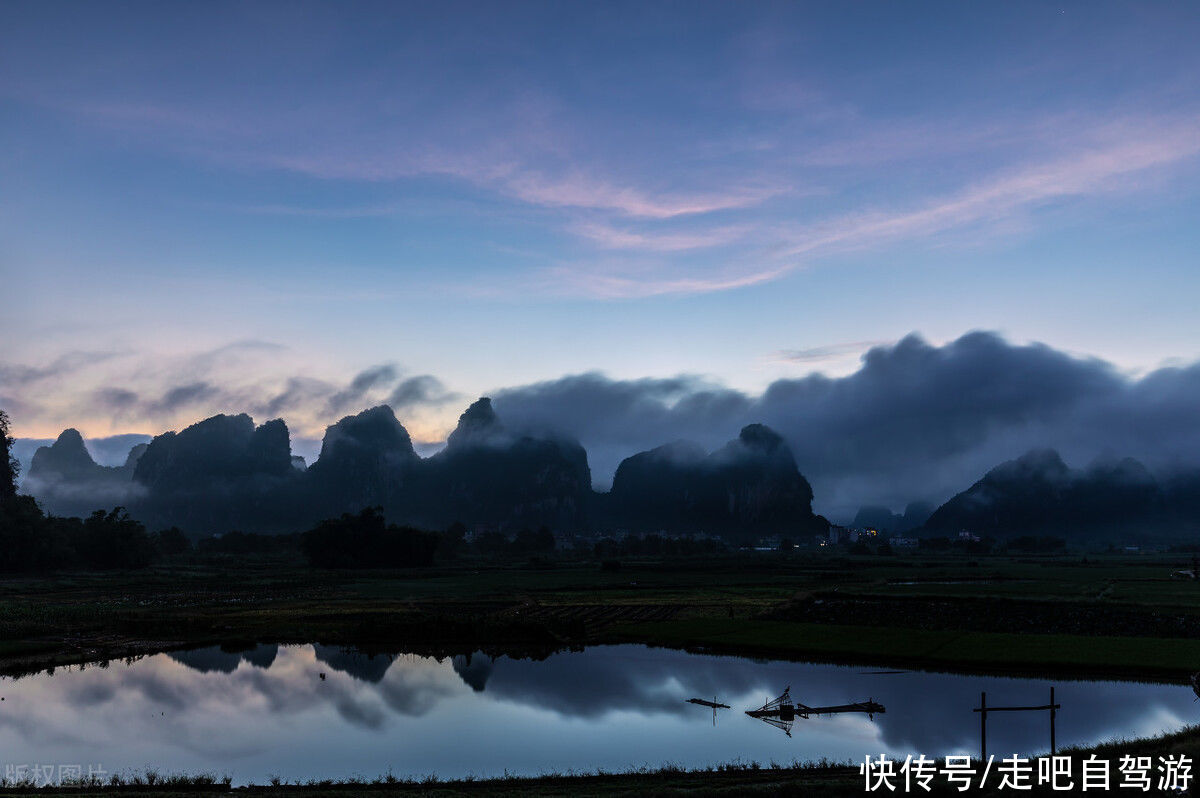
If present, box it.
[921,448,1200,542]
[23,398,827,539]
[23,402,1200,542]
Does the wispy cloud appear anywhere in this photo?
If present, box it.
[17,73,1200,301]
[773,340,892,364]
[568,220,751,251]
[498,172,781,219]
[536,262,789,300]
[533,115,1200,299]
[776,117,1200,259]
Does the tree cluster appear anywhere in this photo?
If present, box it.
[592,533,728,558]
[300,506,439,569]
[1,411,192,573]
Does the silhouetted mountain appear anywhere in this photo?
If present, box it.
[923,449,1179,540]
[135,415,293,490]
[603,424,825,539]
[413,398,591,530]
[901,501,935,530]
[30,429,98,480]
[132,414,298,532]
[168,644,279,673]
[304,405,420,517]
[168,646,245,674]
[852,505,901,532]
[313,645,395,683]
[604,440,707,530]
[852,500,934,533]
[24,429,145,516]
[241,643,280,669]
[16,402,900,542]
[452,652,494,692]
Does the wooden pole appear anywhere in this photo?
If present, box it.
[980,691,987,761]
[1050,686,1056,754]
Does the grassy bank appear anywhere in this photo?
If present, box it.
[4,552,1200,794]
[4,550,1200,681]
[609,619,1200,680]
[2,726,1199,796]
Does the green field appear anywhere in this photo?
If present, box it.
[4,549,1200,794]
[3,548,1200,681]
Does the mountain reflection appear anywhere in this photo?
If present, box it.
[169,644,278,674]
[0,644,1194,785]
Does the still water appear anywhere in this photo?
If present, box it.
[0,644,1194,784]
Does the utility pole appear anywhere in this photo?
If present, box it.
[973,687,1060,761]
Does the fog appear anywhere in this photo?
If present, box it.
[493,331,1200,519]
[11,331,1200,521]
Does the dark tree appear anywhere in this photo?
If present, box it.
[473,530,509,556]
[0,409,18,501]
[511,526,555,554]
[153,526,192,557]
[438,521,468,559]
[301,507,437,569]
[76,507,155,570]
[197,530,298,556]
[0,495,57,572]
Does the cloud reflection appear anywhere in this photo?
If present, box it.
[0,644,1195,784]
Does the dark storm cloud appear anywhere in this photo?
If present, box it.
[386,375,460,412]
[145,381,221,416]
[0,351,122,387]
[92,387,139,413]
[493,331,1200,519]
[85,433,153,466]
[255,376,336,418]
[325,364,400,415]
[774,340,890,363]
[13,331,1200,519]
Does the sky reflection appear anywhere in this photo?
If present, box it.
[0,645,1194,784]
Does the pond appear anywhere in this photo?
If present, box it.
[0,644,1194,784]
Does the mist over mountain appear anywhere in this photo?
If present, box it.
[600,424,825,537]
[489,331,1200,519]
[923,448,1200,541]
[14,331,1200,539]
[411,398,592,531]
[19,398,825,540]
[13,433,152,486]
[303,405,421,519]
[17,397,1200,544]
[23,429,146,517]
[129,414,300,533]
[852,502,934,534]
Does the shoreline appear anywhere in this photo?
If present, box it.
[1,725,1199,796]
[4,620,1197,686]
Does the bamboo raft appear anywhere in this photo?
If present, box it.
[744,687,886,736]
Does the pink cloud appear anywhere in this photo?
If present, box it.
[533,262,789,300]
[777,116,1200,259]
[568,221,751,251]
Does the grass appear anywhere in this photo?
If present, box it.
[0,761,862,796]
[3,727,1200,795]
[4,551,1200,793]
[4,550,1200,681]
[610,618,1200,679]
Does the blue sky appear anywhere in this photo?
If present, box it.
[3,0,1200,448]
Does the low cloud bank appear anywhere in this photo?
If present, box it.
[493,331,1200,519]
[11,331,1200,521]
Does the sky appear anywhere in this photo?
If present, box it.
[3,2,1200,512]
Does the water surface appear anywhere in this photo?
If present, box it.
[0,644,1193,784]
